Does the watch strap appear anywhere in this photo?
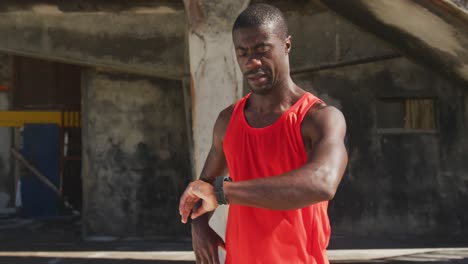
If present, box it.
[214,176,232,205]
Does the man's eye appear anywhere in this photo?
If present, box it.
[237,51,246,57]
[257,46,270,53]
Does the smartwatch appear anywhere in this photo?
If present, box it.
[214,175,232,205]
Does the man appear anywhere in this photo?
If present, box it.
[179,3,347,264]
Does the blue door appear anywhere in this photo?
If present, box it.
[21,124,60,218]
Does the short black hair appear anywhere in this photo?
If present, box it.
[233,3,288,39]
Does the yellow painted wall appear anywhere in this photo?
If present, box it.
[0,111,80,127]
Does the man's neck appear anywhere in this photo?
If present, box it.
[248,78,305,114]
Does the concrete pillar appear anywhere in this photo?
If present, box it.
[184,0,248,178]
[0,54,12,209]
[184,2,249,261]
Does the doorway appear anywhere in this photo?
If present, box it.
[13,56,82,213]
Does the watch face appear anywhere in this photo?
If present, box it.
[223,176,232,182]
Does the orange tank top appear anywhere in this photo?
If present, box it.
[223,92,330,264]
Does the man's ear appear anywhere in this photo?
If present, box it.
[285,35,292,54]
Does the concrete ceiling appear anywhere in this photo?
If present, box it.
[318,0,468,86]
[0,1,187,80]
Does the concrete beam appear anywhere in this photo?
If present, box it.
[0,2,187,80]
[318,0,468,85]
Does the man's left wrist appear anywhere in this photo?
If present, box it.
[214,176,232,205]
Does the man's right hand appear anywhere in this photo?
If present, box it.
[179,180,219,223]
[192,216,225,264]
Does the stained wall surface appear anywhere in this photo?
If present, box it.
[81,70,191,237]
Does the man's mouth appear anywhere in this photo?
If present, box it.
[247,73,265,80]
[246,71,268,83]
[247,74,268,84]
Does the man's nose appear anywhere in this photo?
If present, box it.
[245,56,262,70]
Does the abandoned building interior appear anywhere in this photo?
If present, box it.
[0,0,466,244]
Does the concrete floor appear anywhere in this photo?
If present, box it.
[1,215,467,264]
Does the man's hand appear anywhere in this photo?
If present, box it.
[179,180,219,223]
[192,216,225,264]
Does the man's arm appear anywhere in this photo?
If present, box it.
[198,109,231,183]
[223,106,347,210]
[178,106,233,264]
[179,106,232,222]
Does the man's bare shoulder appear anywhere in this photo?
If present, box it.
[307,103,345,123]
[214,104,235,139]
[219,104,235,123]
[302,103,346,140]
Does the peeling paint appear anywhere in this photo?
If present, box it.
[184,0,204,33]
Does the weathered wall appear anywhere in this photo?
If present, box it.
[0,1,187,80]
[0,53,12,208]
[293,57,468,236]
[81,69,191,237]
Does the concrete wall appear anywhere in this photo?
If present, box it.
[0,53,12,208]
[293,57,467,236]
[81,69,191,237]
